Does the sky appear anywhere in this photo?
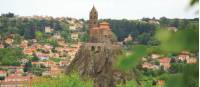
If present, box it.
[0,0,198,19]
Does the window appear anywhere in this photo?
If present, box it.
[105,35,108,38]
[90,15,93,19]
[91,46,95,51]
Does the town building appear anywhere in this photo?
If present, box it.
[0,70,7,77]
[124,34,133,43]
[159,57,171,70]
[45,26,54,33]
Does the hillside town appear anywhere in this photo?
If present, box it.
[0,4,198,87]
[0,16,85,86]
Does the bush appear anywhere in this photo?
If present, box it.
[32,73,93,87]
[117,80,137,87]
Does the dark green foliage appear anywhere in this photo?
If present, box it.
[190,0,199,5]
[60,23,71,43]
[0,48,23,66]
[52,58,61,63]
[105,19,156,43]
[0,15,64,40]
[1,12,14,18]
[0,77,5,80]
[137,33,151,45]
[80,32,89,42]
[13,34,22,44]
[155,27,199,53]
[143,69,164,77]
[31,65,45,76]
[61,29,71,43]
[24,24,36,39]
[49,40,58,47]
[159,17,169,27]
[31,56,39,62]
[24,61,32,72]
[164,64,198,87]
[116,45,148,70]
[182,64,199,87]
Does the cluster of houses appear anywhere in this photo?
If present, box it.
[20,38,81,71]
[141,51,198,71]
[0,66,33,87]
[21,39,80,58]
[0,40,81,86]
[139,51,198,87]
[0,20,83,86]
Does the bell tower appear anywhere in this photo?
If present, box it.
[89,6,98,29]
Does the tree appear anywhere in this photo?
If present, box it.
[105,19,155,41]
[31,66,44,76]
[0,48,23,66]
[35,31,43,40]
[1,12,14,17]
[137,33,151,45]
[31,56,39,62]
[61,29,71,43]
[49,40,58,47]
[159,17,169,27]
[24,61,32,72]
[24,24,36,39]
[13,34,22,45]
[80,32,89,42]
[147,37,159,46]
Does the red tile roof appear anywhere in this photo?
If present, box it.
[5,76,31,82]
[159,57,171,64]
[0,70,6,74]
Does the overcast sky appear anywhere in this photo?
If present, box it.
[0,0,198,19]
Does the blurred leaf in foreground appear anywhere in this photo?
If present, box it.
[115,45,147,71]
[155,28,199,53]
[164,63,198,87]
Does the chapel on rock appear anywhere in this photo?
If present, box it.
[89,6,117,44]
[66,6,125,87]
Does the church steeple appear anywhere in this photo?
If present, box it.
[88,5,116,43]
[89,5,98,29]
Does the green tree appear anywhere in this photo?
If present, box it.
[159,17,169,27]
[137,33,151,45]
[0,48,23,66]
[61,29,71,43]
[24,61,32,72]
[35,31,43,40]
[80,32,89,42]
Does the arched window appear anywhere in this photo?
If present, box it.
[90,15,92,19]
[105,35,108,38]
[91,46,95,51]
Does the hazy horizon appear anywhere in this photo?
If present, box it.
[0,0,198,20]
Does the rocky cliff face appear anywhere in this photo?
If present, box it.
[66,43,127,87]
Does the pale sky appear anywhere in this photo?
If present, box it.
[0,0,198,19]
